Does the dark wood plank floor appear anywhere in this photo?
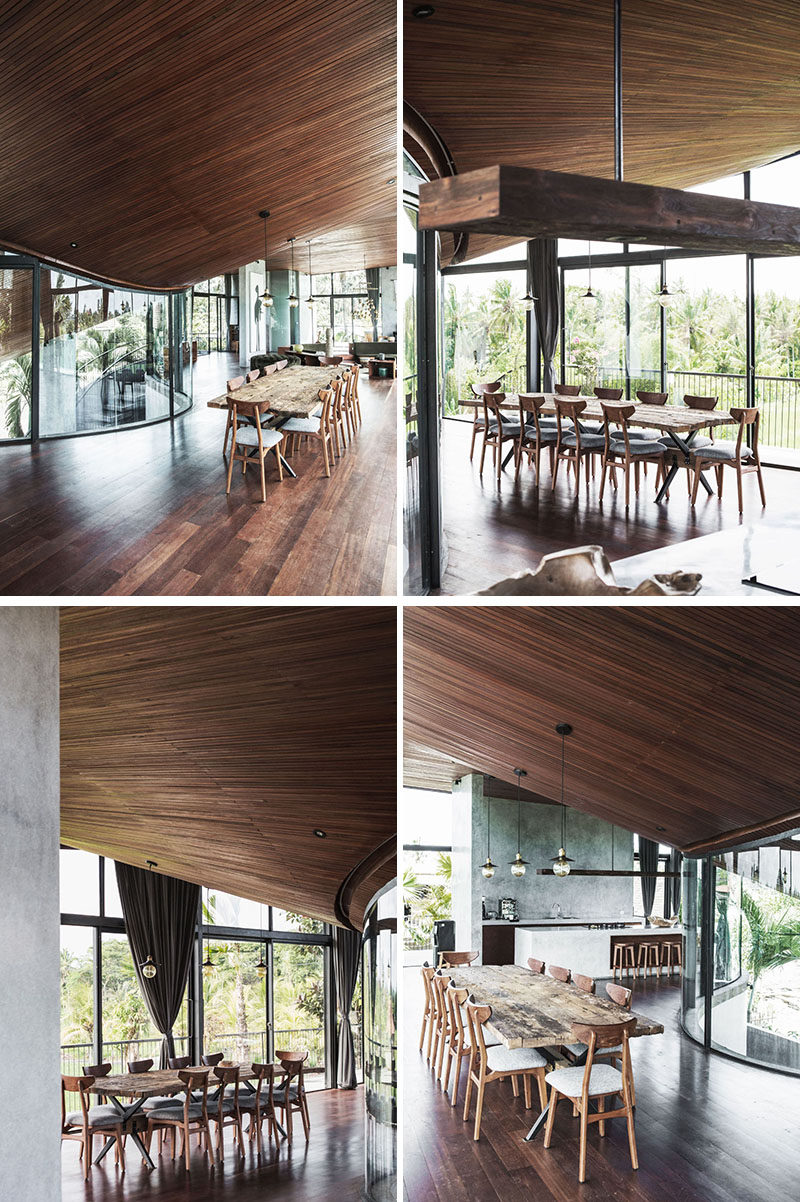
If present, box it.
[62,1086,364,1201]
[404,967,799,1202]
[439,418,799,594]
[0,354,396,596]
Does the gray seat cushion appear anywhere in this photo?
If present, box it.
[610,439,665,456]
[487,1045,548,1073]
[282,416,320,434]
[659,433,712,449]
[274,1083,300,1103]
[235,425,284,449]
[564,1041,623,1058]
[143,1095,183,1110]
[149,1102,206,1122]
[623,428,659,439]
[545,1063,625,1098]
[66,1105,120,1127]
[562,433,605,450]
[522,427,559,445]
[692,441,751,461]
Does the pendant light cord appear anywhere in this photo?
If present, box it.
[561,729,566,848]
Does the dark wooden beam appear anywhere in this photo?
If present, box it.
[682,809,800,857]
[418,165,800,256]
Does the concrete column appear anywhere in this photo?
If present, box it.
[0,609,60,1201]
[451,774,485,959]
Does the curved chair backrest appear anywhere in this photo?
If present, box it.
[554,398,586,443]
[82,1062,111,1077]
[177,1069,210,1107]
[730,406,760,458]
[247,369,260,384]
[275,1050,309,1091]
[594,386,623,400]
[636,390,668,405]
[464,1001,493,1065]
[548,963,571,984]
[265,362,279,375]
[573,973,596,995]
[683,393,718,410]
[316,387,333,428]
[432,972,452,1021]
[275,359,289,370]
[527,957,545,975]
[439,950,479,967]
[600,401,636,451]
[62,1076,95,1129]
[250,1063,275,1108]
[202,1052,224,1067]
[447,984,471,1044]
[127,1058,154,1074]
[471,379,504,396]
[569,1018,637,1095]
[226,375,245,392]
[320,355,342,366]
[518,394,547,437]
[555,383,581,396]
[169,1055,191,1070]
[605,981,633,1009]
[214,1064,240,1105]
[482,392,514,431]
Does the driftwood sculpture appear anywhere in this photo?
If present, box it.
[478,546,702,597]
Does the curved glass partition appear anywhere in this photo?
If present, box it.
[682,840,800,1074]
[362,883,397,1202]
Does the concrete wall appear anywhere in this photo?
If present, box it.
[0,609,60,1202]
[379,266,397,337]
[450,774,635,951]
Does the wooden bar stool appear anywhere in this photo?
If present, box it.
[638,943,660,978]
[613,943,637,980]
[662,941,682,977]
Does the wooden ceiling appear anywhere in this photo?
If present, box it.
[404,607,800,853]
[0,0,396,288]
[60,606,396,930]
[405,0,800,262]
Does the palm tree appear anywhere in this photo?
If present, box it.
[2,354,32,438]
[741,888,800,1019]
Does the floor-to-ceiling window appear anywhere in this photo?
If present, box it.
[0,267,35,440]
[311,271,373,343]
[191,275,231,355]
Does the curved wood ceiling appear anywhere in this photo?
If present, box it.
[404,0,800,262]
[404,607,800,853]
[60,606,396,930]
[0,0,395,288]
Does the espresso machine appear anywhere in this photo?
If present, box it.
[499,897,519,922]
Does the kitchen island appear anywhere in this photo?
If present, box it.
[513,921,682,978]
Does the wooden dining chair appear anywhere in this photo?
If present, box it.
[62,1075,127,1180]
[599,403,666,507]
[320,354,343,367]
[547,964,571,983]
[282,388,335,476]
[527,957,545,975]
[208,1066,244,1160]
[239,1063,279,1150]
[226,395,284,503]
[479,394,522,483]
[636,389,668,405]
[273,1051,311,1143]
[201,1052,225,1067]
[691,406,766,512]
[247,369,260,384]
[327,376,348,457]
[339,368,357,441]
[469,379,504,460]
[438,950,479,968]
[146,1069,212,1171]
[169,1056,191,1070]
[265,362,279,375]
[463,1003,548,1141]
[555,383,581,396]
[420,964,436,1057]
[223,376,245,454]
[552,399,604,494]
[573,973,596,994]
[350,363,362,426]
[594,386,623,401]
[516,395,559,485]
[543,1018,638,1184]
[561,973,597,1062]
[431,972,454,1082]
[275,359,289,370]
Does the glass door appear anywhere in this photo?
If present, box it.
[0,266,35,441]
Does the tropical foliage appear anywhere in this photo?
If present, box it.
[740,885,800,1025]
[403,851,453,949]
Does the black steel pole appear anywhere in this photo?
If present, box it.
[417,227,442,592]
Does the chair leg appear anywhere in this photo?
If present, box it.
[523,1073,532,1109]
[259,454,267,503]
[450,1053,463,1107]
[578,1101,589,1184]
[511,1074,520,1098]
[626,1099,639,1170]
[757,462,767,505]
[470,421,478,461]
[462,1056,475,1122]
[624,461,630,509]
[419,1008,429,1052]
[599,457,608,501]
[479,434,488,477]
[736,464,744,513]
[473,1077,486,1141]
[226,444,237,494]
[223,410,233,455]
[543,1089,558,1148]
[691,462,702,506]
[322,434,330,477]
[184,1124,191,1172]
[300,1099,310,1141]
[598,1095,606,1137]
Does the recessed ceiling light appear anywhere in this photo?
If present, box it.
[656,826,666,832]
[387,177,396,185]
[69,241,78,248]
[313,829,327,838]
[412,4,435,16]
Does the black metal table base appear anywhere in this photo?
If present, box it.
[95,1095,155,1169]
[654,430,713,503]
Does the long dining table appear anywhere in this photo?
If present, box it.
[446,963,663,1141]
[460,393,734,502]
[207,365,338,478]
[87,1062,288,1168]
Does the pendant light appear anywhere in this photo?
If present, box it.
[509,768,529,878]
[522,286,537,311]
[256,900,267,979]
[288,238,299,308]
[582,242,597,302]
[657,282,675,308]
[481,796,496,878]
[552,723,575,877]
[305,241,315,310]
[202,886,215,971]
[139,860,158,977]
[258,210,274,307]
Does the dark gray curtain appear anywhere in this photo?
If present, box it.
[639,838,660,922]
[365,267,381,341]
[333,925,362,1088]
[528,238,560,391]
[666,848,682,917]
[115,862,199,1068]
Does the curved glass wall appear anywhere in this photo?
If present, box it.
[362,882,396,1202]
[682,839,800,1074]
[0,249,193,441]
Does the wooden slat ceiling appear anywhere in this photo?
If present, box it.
[404,607,800,853]
[0,0,396,288]
[60,606,396,930]
[404,0,800,262]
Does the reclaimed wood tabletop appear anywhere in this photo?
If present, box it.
[206,365,338,419]
[447,963,664,1047]
[458,393,734,434]
[87,1063,283,1098]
